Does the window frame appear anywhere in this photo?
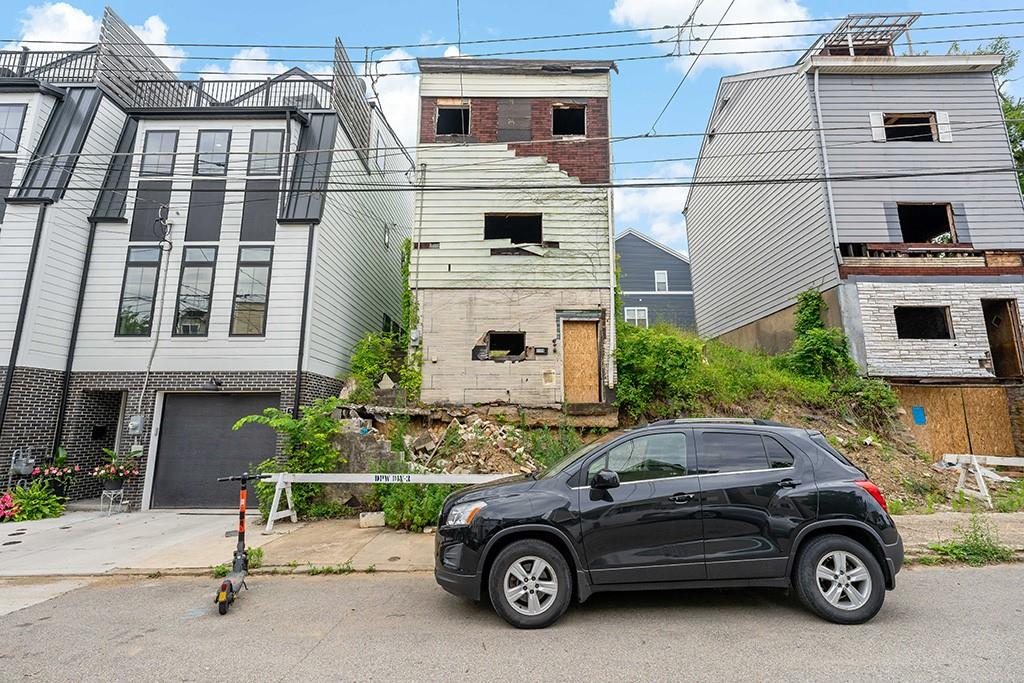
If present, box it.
[246,129,284,176]
[896,202,958,244]
[194,129,232,177]
[654,270,669,291]
[582,430,692,486]
[139,130,179,177]
[894,305,955,340]
[172,245,218,337]
[436,105,471,136]
[114,245,163,337]
[552,104,586,137]
[880,112,938,142]
[229,245,274,337]
[0,103,27,154]
[624,307,649,328]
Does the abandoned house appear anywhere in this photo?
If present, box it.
[616,229,695,330]
[0,9,413,507]
[685,13,1024,458]
[411,58,617,412]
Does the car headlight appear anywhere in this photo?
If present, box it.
[446,500,487,526]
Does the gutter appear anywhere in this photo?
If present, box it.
[293,223,317,417]
[812,68,842,264]
[0,203,48,444]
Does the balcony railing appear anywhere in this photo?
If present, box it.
[127,78,333,109]
[0,49,97,82]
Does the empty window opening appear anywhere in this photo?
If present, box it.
[894,306,954,340]
[897,203,955,243]
[552,105,585,136]
[485,213,542,244]
[983,299,1024,378]
[884,113,936,142]
[840,243,869,257]
[436,106,470,135]
[472,331,528,362]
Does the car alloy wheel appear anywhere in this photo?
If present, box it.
[503,555,559,616]
[815,550,872,611]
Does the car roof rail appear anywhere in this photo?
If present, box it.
[649,417,790,428]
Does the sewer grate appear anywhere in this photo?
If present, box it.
[7,531,25,536]
[2,540,21,546]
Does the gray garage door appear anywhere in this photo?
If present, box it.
[151,393,279,508]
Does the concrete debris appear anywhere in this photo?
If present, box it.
[402,416,542,475]
[359,511,386,528]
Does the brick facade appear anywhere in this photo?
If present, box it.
[419,96,609,183]
[0,366,65,469]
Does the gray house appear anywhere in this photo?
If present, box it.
[615,229,694,330]
[685,13,1024,459]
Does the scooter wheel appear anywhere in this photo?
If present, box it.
[218,599,229,615]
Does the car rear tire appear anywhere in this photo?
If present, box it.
[794,534,886,625]
[488,539,572,629]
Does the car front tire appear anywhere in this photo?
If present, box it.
[794,534,886,625]
[488,539,572,629]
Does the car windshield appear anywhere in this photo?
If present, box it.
[536,431,621,479]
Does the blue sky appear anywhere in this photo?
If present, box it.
[4,1,1023,251]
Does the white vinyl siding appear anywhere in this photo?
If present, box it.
[420,72,609,98]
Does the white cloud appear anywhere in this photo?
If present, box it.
[364,48,420,150]
[199,47,290,80]
[610,0,814,74]
[7,3,186,73]
[443,45,462,58]
[614,162,691,252]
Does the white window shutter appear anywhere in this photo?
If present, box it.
[869,112,885,142]
[936,111,953,142]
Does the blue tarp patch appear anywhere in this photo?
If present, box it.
[911,406,926,425]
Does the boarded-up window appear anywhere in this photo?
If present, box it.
[185,179,226,241]
[130,180,172,241]
[240,178,279,241]
[436,106,469,135]
[484,214,542,243]
[895,306,954,340]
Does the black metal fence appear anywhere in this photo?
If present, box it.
[0,49,98,82]
[128,78,333,109]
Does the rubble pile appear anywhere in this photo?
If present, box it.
[403,414,542,475]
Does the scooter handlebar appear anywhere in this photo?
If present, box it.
[216,473,272,482]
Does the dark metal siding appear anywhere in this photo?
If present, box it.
[92,117,138,220]
[622,293,696,330]
[129,180,172,241]
[281,112,338,223]
[184,179,226,241]
[240,178,279,241]
[16,87,103,202]
[616,233,692,291]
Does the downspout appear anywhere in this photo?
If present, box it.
[293,222,316,418]
[605,70,617,394]
[52,216,100,452]
[0,203,49,444]
[813,68,842,264]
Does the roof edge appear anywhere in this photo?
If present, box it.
[616,228,689,262]
[418,57,617,74]
[800,54,1003,75]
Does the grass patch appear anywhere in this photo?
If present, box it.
[211,563,230,578]
[308,561,355,575]
[995,480,1024,513]
[928,514,1016,566]
[246,546,264,569]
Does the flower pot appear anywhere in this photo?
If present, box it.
[103,478,125,491]
[49,480,68,500]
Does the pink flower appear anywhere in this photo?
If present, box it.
[32,467,40,475]
[74,465,80,472]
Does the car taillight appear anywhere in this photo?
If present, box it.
[855,480,888,512]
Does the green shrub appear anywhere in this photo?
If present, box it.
[11,480,64,521]
[928,514,1015,566]
[349,333,398,403]
[615,323,703,418]
[234,396,345,520]
[211,563,230,578]
[832,376,899,431]
[793,289,827,337]
[367,464,456,532]
[528,425,584,468]
[786,327,858,380]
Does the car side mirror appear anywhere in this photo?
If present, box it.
[591,469,620,490]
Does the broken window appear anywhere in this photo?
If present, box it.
[436,106,470,135]
[473,331,528,361]
[552,105,585,136]
[897,203,955,244]
[484,213,542,244]
[894,306,954,340]
[884,113,936,142]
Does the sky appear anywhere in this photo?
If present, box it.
[3,0,1023,254]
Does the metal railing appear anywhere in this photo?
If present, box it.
[0,49,97,82]
[128,78,333,109]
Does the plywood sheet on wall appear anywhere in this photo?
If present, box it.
[895,385,1014,459]
[562,321,600,403]
[962,387,1015,456]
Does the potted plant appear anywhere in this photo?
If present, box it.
[92,448,141,491]
[32,447,79,500]
[0,491,17,522]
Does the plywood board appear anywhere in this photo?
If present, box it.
[562,321,600,404]
[962,387,1015,456]
[895,385,970,459]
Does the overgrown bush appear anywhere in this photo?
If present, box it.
[367,463,455,532]
[786,327,858,380]
[349,333,399,403]
[527,424,584,468]
[793,288,827,337]
[831,376,899,431]
[615,323,703,419]
[928,514,1015,566]
[11,480,65,521]
[233,396,345,520]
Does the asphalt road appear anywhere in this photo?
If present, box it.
[1,566,1020,682]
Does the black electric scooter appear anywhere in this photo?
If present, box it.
[214,472,268,615]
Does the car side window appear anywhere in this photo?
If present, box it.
[698,432,770,474]
[763,436,795,468]
[587,433,689,484]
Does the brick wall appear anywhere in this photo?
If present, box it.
[0,366,64,469]
[419,96,610,183]
[62,389,123,499]
[849,280,1024,378]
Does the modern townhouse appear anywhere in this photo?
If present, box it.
[615,229,694,330]
[0,8,414,507]
[685,13,1024,458]
[410,58,617,418]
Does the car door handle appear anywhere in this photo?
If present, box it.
[669,493,694,504]
[778,478,800,489]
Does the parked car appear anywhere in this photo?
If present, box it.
[434,418,903,629]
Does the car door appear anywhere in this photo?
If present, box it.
[696,429,817,580]
[578,429,705,585]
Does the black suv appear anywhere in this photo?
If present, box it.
[435,419,903,629]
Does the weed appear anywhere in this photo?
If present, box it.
[246,546,264,569]
[365,564,376,574]
[928,514,1015,566]
[287,560,299,569]
[887,498,907,515]
[994,480,1024,513]
[211,563,230,578]
[527,424,583,468]
[308,561,354,576]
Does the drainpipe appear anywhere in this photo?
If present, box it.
[52,217,101,452]
[813,68,842,265]
[293,222,316,418]
[0,203,48,445]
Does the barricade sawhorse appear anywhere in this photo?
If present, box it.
[264,472,509,532]
[942,454,1023,509]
